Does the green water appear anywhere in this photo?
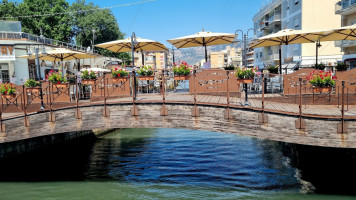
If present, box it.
[0,128,355,200]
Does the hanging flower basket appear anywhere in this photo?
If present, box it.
[313,87,332,93]
[237,78,254,84]
[2,94,16,99]
[139,76,155,81]
[113,77,129,83]
[26,87,41,93]
[81,79,96,85]
[174,76,190,80]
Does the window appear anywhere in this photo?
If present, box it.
[0,64,10,83]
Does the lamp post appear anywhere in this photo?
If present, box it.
[171,46,176,65]
[27,45,47,110]
[234,28,256,106]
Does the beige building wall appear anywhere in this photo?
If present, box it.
[210,52,225,69]
[301,0,343,58]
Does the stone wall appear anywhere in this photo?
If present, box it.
[1,103,356,148]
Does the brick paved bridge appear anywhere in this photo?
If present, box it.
[1,68,356,148]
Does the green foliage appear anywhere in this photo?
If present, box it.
[137,66,154,76]
[18,0,73,42]
[0,0,19,20]
[266,65,279,74]
[0,83,16,95]
[24,79,40,88]
[314,63,326,70]
[235,67,257,79]
[307,70,336,87]
[67,75,76,84]
[48,70,67,84]
[173,61,191,76]
[70,0,124,57]
[112,67,129,78]
[224,64,235,70]
[335,62,348,71]
[81,69,96,80]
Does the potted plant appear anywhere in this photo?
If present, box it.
[24,79,41,93]
[81,70,97,85]
[112,67,129,82]
[307,70,336,93]
[235,67,257,84]
[137,65,155,80]
[0,83,16,99]
[314,63,326,70]
[266,65,279,75]
[173,61,191,80]
[224,64,235,70]
[335,62,348,71]
[48,70,68,88]
[67,75,76,85]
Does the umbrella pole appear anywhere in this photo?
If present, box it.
[316,40,321,67]
[204,45,208,62]
[279,45,282,74]
[141,51,144,66]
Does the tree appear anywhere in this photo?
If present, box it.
[70,0,128,59]
[0,0,18,20]
[18,0,73,42]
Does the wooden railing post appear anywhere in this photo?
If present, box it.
[224,70,232,119]
[48,82,55,122]
[75,76,81,119]
[103,73,110,117]
[131,70,139,116]
[259,74,267,124]
[0,94,3,133]
[295,78,305,129]
[192,69,199,117]
[161,69,168,116]
[23,85,29,126]
[338,81,347,133]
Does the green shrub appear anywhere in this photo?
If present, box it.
[24,79,40,88]
[335,62,348,71]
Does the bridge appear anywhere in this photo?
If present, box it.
[1,68,356,151]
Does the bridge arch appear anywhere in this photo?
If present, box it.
[1,103,354,148]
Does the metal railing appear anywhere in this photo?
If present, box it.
[0,68,354,134]
[0,31,99,54]
[335,0,356,13]
[335,40,356,48]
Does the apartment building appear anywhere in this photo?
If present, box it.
[335,0,356,68]
[209,46,243,68]
[253,0,342,71]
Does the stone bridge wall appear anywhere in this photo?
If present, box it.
[1,104,356,148]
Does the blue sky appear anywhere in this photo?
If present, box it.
[66,0,265,47]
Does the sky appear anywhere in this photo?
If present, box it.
[65,0,266,47]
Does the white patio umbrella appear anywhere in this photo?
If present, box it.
[167,30,235,62]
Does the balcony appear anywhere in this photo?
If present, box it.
[335,40,356,48]
[335,0,356,15]
[267,14,281,25]
[264,54,280,61]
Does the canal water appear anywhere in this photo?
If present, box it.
[0,128,355,199]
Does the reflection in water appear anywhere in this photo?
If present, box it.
[0,128,355,199]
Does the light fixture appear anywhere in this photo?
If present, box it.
[41,47,47,55]
[27,47,33,55]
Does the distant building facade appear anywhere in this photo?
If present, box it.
[209,46,242,68]
[253,0,343,71]
[335,0,356,68]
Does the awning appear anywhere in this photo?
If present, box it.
[282,63,298,70]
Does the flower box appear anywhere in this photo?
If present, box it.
[53,83,69,88]
[2,94,16,99]
[313,87,332,93]
[26,87,41,93]
[113,77,129,83]
[81,79,96,85]
[174,76,189,80]
[237,78,254,84]
[139,76,155,81]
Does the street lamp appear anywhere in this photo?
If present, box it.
[27,45,47,110]
[233,28,256,106]
[171,46,176,66]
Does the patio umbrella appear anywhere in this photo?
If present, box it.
[319,24,356,42]
[18,48,97,77]
[250,29,332,74]
[80,67,111,73]
[95,37,168,66]
[167,30,235,62]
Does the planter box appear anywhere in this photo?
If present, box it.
[2,94,16,99]
[313,87,332,93]
[174,76,189,80]
[139,76,155,81]
[26,87,41,93]
[53,83,69,88]
[237,78,254,84]
[81,79,96,85]
[113,77,129,83]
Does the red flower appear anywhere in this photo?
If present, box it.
[332,76,337,80]
[57,81,60,84]
[118,73,121,77]
[4,91,7,94]
[319,70,323,73]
